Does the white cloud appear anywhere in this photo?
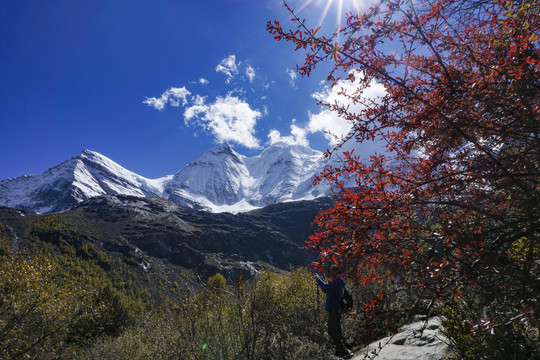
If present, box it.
[268,123,309,147]
[287,68,297,87]
[307,109,352,145]
[184,94,263,149]
[308,74,386,145]
[266,72,386,154]
[193,94,206,106]
[246,65,256,83]
[216,55,240,83]
[183,95,206,119]
[143,87,191,110]
[199,78,209,85]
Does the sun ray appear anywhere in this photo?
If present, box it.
[296,0,315,13]
[317,0,335,29]
[291,0,374,33]
[336,0,344,28]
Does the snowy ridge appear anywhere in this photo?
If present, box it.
[0,143,330,214]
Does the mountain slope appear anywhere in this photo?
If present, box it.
[245,142,327,205]
[0,194,334,284]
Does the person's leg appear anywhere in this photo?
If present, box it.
[328,312,346,355]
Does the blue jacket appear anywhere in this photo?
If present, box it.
[317,276,344,312]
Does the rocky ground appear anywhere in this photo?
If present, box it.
[352,317,453,360]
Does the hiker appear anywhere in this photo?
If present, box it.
[316,264,353,359]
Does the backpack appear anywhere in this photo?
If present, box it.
[341,287,353,312]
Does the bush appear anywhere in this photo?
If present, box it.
[0,254,68,359]
[78,268,333,359]
[73,313,182,360]
[42,265,427,359]
[66,284,131,345]
[442,295,539,360]
[0,251,133,359]
[207,272,227,290]
[247,268,328,359]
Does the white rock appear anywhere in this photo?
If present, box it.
[353,317,452,360]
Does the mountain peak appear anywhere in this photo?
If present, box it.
[77,149,111,164]
[214,142,233,150]
[80,149,96,156]
[192,142,245,166]
[208,142,239,156]
[267,141,291,148]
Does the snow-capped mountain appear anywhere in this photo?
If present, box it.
[0,143,330,214]
[166,142,328,212]
[0,150,171,214]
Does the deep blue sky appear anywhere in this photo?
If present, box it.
[0,0,376,180]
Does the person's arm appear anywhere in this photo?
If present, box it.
[316,276,341,292]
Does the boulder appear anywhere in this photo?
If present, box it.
[353,317,453,360]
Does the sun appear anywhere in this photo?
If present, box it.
[293,0,369,29]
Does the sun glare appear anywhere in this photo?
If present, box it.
[294,0,369,29]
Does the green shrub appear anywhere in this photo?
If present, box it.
[68,266,427,359]
[207,273,227,290]
[66,284,130,345]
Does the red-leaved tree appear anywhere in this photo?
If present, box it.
[268,0,539,343]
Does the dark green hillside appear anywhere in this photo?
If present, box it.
[0,195,333,304]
